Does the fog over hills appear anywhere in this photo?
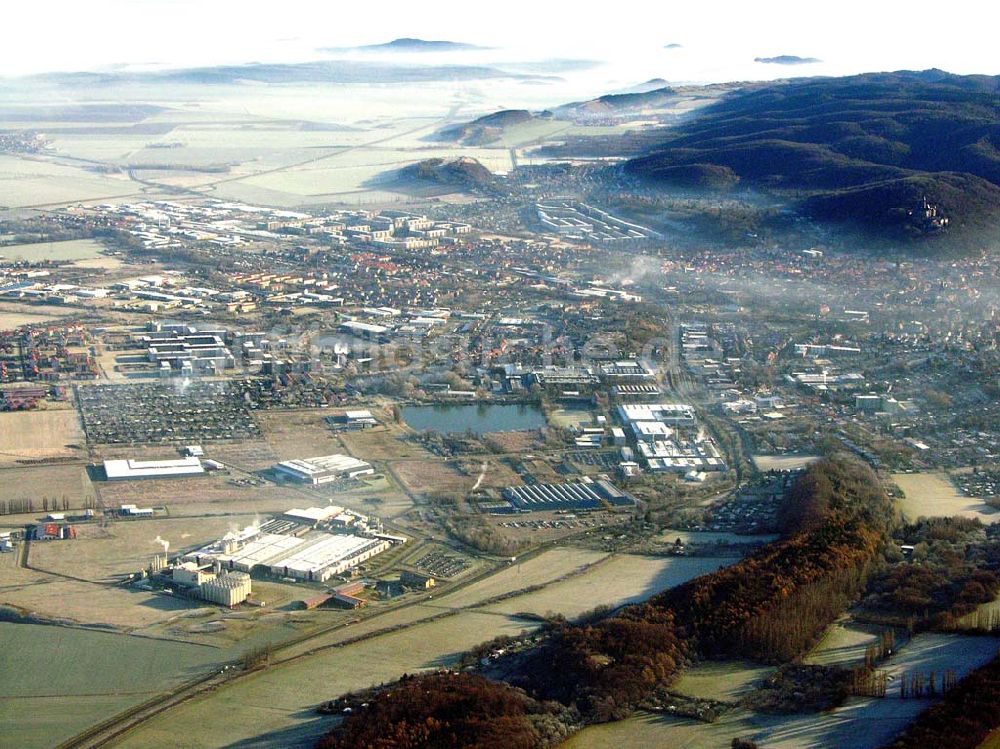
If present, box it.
[625,69,1000,250]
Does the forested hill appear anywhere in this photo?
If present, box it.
[624,70,1000,250]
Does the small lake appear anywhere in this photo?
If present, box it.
[402,403,546,435]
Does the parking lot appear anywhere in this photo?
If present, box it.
[414,550,471,579]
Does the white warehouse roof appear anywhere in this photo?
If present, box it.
[104,456,205,480]
[268,534,380,577]
[284,506,344,523]
[275,454,373,482]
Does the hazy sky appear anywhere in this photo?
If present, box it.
[2,0,997,82]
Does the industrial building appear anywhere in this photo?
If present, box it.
[617,403,697,427]
[638,438,727,473]
[182,506,400,583]
[503,479,636,512]
[198,571,252,607]
[198,532,306,572]
[400,570,436,589]
[268,535,390,582]
[103,456,205,480]
[328,410,378,430]
[600,360,657,380]
[274,454,374,484]
[612,383,663,400]
[140,328,236,374]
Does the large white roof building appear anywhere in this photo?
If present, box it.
[274,454,374,484]
[617,403,697,426]
[104,456,205,480]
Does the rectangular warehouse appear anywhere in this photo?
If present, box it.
[207,533,306,572]
[617,403,697,427]
[503,479,636,512]
[275,454,374,484]
[104,456,205,480]
[267,535,390,582]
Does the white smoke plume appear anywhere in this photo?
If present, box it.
[472,461,488,492]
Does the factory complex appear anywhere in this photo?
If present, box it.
[144,554,255,607]
[612,402,726,478]
[181,505,400,583]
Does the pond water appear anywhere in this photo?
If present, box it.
[402,403,546,435]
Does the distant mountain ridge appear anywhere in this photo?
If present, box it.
[556,86,677,116]
[625,69,1000,250]
[18,60,547,86]
[754,55,822,65]
[435,109,543,145]
[326,38,489,53]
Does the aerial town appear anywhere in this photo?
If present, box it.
[2,9,1000,749]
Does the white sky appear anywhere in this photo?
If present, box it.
[1,0,998,81]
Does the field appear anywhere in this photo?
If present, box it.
[0,154,138,208]
[0,74,642,213]
[893,471,998,523]
[0,238,107,263]
[337,421,430,460]
[481,554,730,620]
[564,633,1000,749]
[254,409,344,461]
[390,458,471,494]
[0,311,65,327]
[804,616,883,667]
[0,463,93,505]
[0,409,85,465]
[548,404,596,430]
[0,561,200,629]
[484,554,732,619]
[0,621,222,749]
[113,609,532,749]
[671,660,773,702]
[391,457,521,495]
